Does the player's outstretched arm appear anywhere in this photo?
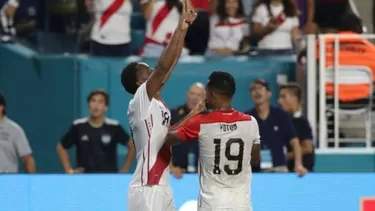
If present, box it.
[145,0,196,99]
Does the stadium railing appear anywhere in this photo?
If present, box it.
[305,34,375,151]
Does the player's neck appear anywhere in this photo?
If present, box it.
[213,102,232,110]
[0,115,4,123]
[154,93,161,100]
[89,116,105,128]
[256,103,270,120]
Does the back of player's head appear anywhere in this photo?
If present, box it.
[339,12,363,34]
[206,71,236,98]
[121,62,140,95]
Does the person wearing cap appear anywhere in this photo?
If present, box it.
[245,80,307,176]
[56,89,135,173]
[278,83,314,172]
[0,93,36,173]
[170,82,206,178]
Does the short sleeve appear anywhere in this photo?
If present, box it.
[252,117,261,144]
[60,125,78,149]
[128,82,151,119]
[291,16,299,28]
[177,115,201,141]
[251,4,267,24]
[14,127,32,157]
[115,125,130,146]
[280,111,298,144]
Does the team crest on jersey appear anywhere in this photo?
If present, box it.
[101,134,111,144]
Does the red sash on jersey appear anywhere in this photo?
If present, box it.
[100,0,126,29]
[139,3,189,55]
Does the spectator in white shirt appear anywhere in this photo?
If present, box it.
[251,0,299,56]
[206,0,249,56]
[0,0,19,43]
[90,0,133,57]
[140,0,189,58]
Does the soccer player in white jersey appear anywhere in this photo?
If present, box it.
[121,1,197,211]
[165,71,261,211]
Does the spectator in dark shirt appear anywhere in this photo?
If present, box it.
[314,0,349,33]
[170,82,206,178]
[245,79,306,176]
[56,89,135,173]
[278,83,314,172]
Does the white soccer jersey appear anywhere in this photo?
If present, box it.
[91,0,132,45]
[128,83,172,187]
[177,109,260,210]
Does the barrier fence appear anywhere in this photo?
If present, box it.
[306,34,375,151]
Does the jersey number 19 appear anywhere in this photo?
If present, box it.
[213,138,244,175]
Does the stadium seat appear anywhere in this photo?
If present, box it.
[324,65,373,146]
[130,30,145,55]
[131,12,145,30]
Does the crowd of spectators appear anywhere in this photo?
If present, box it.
[0,0,357,57]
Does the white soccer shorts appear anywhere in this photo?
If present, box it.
[128,185,176,211]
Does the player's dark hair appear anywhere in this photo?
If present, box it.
[121,62,140,95]
[279,83,302,103]
[87,89,110,106]
[207,71,236,98]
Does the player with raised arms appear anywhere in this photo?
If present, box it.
[165,71,261,211]
[121,0,197,210]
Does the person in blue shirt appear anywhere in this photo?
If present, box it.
[278,83,315,172]
[246,79,307,176]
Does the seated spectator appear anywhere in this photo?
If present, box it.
[90,0,133,57]
[316,13,375,83]
[206,0,249,56]
[278,83,314,172]
[251,0,299,56]
[314,0,348,33]
[140,0,189,58]
[0,0,19,43]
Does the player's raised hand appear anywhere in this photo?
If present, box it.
[192,100,206,115]
[178,0,197,31]
[294,165,307,177]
